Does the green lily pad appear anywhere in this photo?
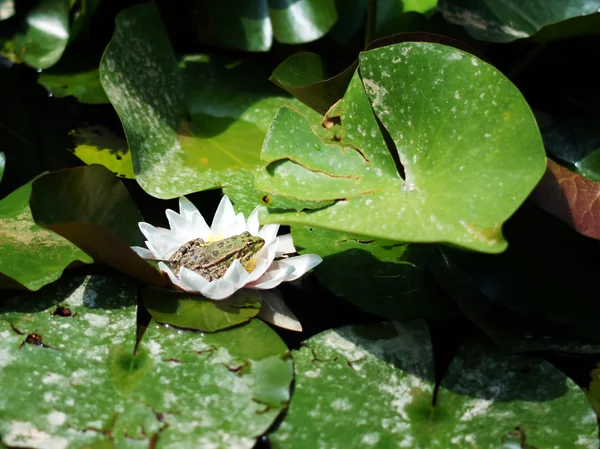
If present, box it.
[0,179,92,291]
[12,0,70,69]
[70,125,134,179]
[195,0,337,52]
[258,42,546,253]
[270,321,598,448]
[100,4,324,202]
[142,286,262,332]
[0,275,293,448]
[29,165,166,287]
[292,226,455,320]
[438,0,600,43]
[38,67,109,104]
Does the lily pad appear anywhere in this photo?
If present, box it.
[0,179,92,291]
[100,4,324,202]
[0,275,293,448]
[291,226,455,320]
[270,321,598,448]
[258,42,546,253]
[141,286,262,332]
[29,165,166,287]
[438,0,600,43]
[12,0,70,69]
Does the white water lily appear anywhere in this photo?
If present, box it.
[131,196,321,329]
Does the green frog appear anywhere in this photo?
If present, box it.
[169,231,265,281]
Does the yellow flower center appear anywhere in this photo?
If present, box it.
[245,259,257,273]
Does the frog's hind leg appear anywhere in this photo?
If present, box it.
[169,238,205,266]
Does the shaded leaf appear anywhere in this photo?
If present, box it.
[38,67,109,104]
[531,158,600,241]
[0,275,293,448]
[29,165,166,286]
[142,285,261,332]
[542,115,600,183]
[439,0,600,43]
[259,43,546,253]
[292,226,455,320]
[430,246,600,354]
[270,321,598,448]
[12,0,70,69]
[0,179,92,290]
[70,125,134,179]
[438,202,600,343]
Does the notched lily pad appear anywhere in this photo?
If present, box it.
[0,179,92,291]
[142,285,262,332]
[270,321,598,448]
[0,275,293,448]
[258,42,546,253]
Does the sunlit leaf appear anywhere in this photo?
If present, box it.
[12,0,70,69]
[258,42,546,253]
[270,321,598,448]
[70,125,134,179]
[0,275,293,448]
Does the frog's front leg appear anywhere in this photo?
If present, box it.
[169,238,205,270]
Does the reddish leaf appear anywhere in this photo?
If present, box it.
[532,158,600,240]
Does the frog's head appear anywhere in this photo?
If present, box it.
[239,231,265,258]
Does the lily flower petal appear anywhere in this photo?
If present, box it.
[258,290,302,332]
[276,233,296,256]
[211,196,237,236]
[246,207,260,235]
[139,223,186,259]
[258,223,280,246]
[279,254,323,282]
[246,238,279,283]
[250,261,295,290]
[131,246,156,259]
